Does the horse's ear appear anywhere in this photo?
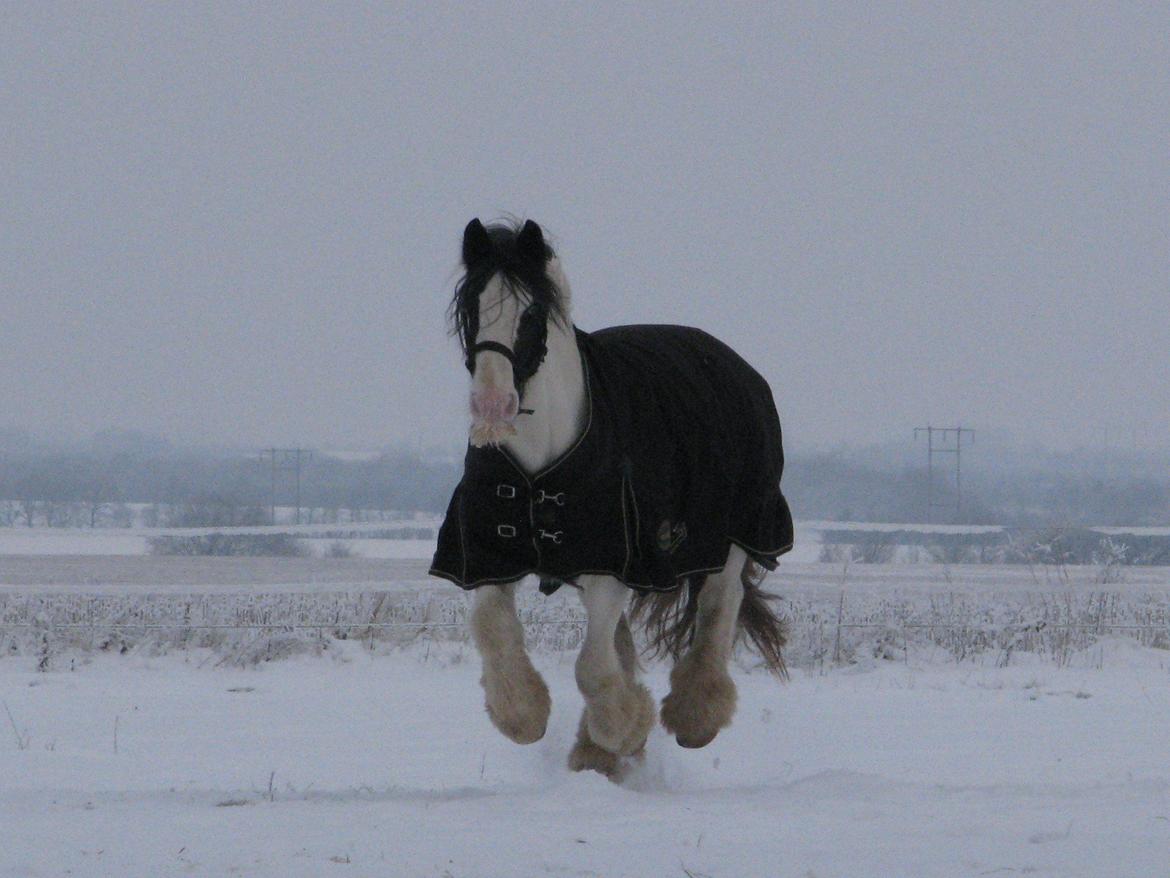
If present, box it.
[462,218,492,267]
[516,220,546,265]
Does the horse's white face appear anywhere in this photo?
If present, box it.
[468,273,525,447]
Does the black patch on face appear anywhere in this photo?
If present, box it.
[448,219,566,374]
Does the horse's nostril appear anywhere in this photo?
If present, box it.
[470,388,517,422]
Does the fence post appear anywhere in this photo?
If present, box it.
[832,591,845,665]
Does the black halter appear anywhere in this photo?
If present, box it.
[464,301,549,406]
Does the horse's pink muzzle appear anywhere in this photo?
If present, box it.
[470,387,519,424]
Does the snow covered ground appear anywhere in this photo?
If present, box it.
[3,532,1169,876]
[0,553,437,594]
[0,527,437,562]
[3,639,1169,878]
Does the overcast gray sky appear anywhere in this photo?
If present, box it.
[2,2,1167,453]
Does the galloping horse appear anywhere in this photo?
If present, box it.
[430,219,793,778]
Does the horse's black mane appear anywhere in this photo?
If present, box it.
[448,220,568,355]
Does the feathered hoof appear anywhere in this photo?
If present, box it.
[568,712,620,776]
[581,673,656,757]
[660,658,737,749]
[569,711,646,781]
[673,728,718,749]
[480,662,551,745]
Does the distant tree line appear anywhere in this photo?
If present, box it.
[785,448,1170,527]
[0,434,1167,527]
[0,443,461,527]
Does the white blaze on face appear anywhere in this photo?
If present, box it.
[468,274,523,447]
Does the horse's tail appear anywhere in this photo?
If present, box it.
[628,557,788,679]
[628,577,701,667]
[738,559,788,679]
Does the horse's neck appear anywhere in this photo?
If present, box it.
[503,325,586,475]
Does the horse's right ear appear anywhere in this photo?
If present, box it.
[462,218,492,267]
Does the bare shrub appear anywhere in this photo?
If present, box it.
[819,541,895,564]
[854,536,896,564]
[324,540,355,559]
[1093,538,1128,585]
[927,544,979,565]
[819,543,850,563]
[166,496,267,528]
[149,534,309,557]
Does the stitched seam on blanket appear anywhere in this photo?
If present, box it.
[732,538,795,556]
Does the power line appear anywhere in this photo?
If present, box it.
[259,448,313,525]
[913,426,975,523]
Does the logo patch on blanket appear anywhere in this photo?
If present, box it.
[657,519,687,555]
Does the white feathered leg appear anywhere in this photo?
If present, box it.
[470,583,551,744]
[660,545,746,748]
[568,612,645,777]
[570,577,655,768]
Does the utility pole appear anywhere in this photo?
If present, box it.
[260,448,313,525]
[913,426,975,523]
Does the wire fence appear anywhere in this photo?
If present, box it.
[3,588,1169,667]
[2,619,1168,633]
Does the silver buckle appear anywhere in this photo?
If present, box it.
[496,484,516,499]
[497,524,517,538]
[535,490,565,506]
[538,529,564,545]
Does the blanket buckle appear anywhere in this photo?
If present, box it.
[534,490,565,506]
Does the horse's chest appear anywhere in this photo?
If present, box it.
[443,453,631,586]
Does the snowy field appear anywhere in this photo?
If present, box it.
[0,553,437,594]
[0,522,440,562]
[3,532,1170,877]
[3,640,1170,877]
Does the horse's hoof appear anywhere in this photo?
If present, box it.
[569,709,620,776]
[485,702,548,744]
[660,661,737,749]
[582,674,655,757]
[569,712,647,781]
[480,664,551,745]
[568,737,619,777]
[674,730,719,749]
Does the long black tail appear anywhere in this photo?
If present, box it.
[738,559,788,679]
[628,576,702,665]
[628,558,788,678]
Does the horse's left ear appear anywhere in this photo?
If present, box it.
[516,220,546,265]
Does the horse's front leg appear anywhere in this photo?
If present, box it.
[569,577,655,773]
[660,545,747,748]
[469,583,551,744]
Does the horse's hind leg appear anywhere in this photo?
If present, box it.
[569,577,655,771]
[470,583,550,744]
[660,545,747,748]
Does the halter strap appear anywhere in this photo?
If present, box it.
[465,341,517,372]
[464,302,549,414]
[466,341,536,415]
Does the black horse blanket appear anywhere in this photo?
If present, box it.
[429,325,793,593]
